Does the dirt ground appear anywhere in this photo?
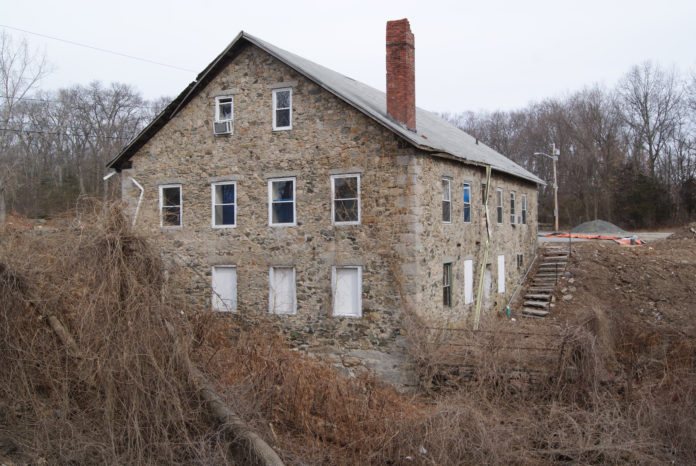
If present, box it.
[544,224,696,377]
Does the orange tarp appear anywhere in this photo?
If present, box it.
[544,232,646,245]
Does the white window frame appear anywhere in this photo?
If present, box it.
[510,191,517,224]
[442,178,452,223]
[268,177,296,227]
[521,194,528,225]
[211,181,237,228]
[332,266,362,318]
[497,254,506,294]
[159,184,182,228]
[462,182,472,224]
[215,95,234,123]
[268,266,297,315]
[330,173,361,225]
[272,88,292,131]
[496,188,504,224]
[211,265,237,313]
[464,259,474,304]
[213,95,234,135]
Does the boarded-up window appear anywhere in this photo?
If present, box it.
[332,266,361,317]
[212,266,237,312]
[464,259,473,304]
[497,255,506,294]
[269,267,296,315]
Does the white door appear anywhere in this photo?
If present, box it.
[497,254,506,293]
[212,266,237,312]
[269,267,296,315]
[333,267,361,317]
[464,259,473,304]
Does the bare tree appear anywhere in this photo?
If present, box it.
[0,31,49,223]
[617,62,683,179]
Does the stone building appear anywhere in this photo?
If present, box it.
[107,19,543,388]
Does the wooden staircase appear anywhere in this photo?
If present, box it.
[520,246,569,318]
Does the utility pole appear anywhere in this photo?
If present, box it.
[534,144,560,232]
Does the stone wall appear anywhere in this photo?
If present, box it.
[119,43,421,389]
[399,154,538,326]
[117,42,538,389]
[413,157,537,326]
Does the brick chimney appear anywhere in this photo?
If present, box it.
[386,18,416,131]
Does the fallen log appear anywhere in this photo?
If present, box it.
[163,319,285,466]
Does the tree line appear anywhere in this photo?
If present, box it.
[444,62,696,230]
[0,32,167,222]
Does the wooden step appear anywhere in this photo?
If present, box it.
[539,262,567,267]
[524,294,551,300]
[544,256,569,261]
[524,300,549,308]
[528,288,554,293]
[536,273,560,278]
[532,280,556,285]
[522,308,550,317]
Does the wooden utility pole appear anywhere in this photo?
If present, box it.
[534,144,560,232]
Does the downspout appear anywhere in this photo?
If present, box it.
[129,177,144,227]
[473,166,492,330]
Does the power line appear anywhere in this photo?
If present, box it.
[0,24,197,73]
[1,127,134,141]
[0,94,163,110]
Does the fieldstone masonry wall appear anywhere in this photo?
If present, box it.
[117,43,538,390]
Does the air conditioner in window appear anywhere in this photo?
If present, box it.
[213,120,232,135]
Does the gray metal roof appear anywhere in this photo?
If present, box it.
[109,31,543,185]
[245,33,543,185]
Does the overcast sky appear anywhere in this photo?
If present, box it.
[2,0,695,114]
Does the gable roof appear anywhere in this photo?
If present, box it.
[108,32,543,185]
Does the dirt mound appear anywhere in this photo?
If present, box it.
[667,222,696,240]
[571,219,629,236]
[554,237,696,390]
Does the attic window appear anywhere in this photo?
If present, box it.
[272,88,292,130]
[214,96,233,135]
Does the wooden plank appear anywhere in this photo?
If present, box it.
[523,300,549,308]
[522,308,550,317]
